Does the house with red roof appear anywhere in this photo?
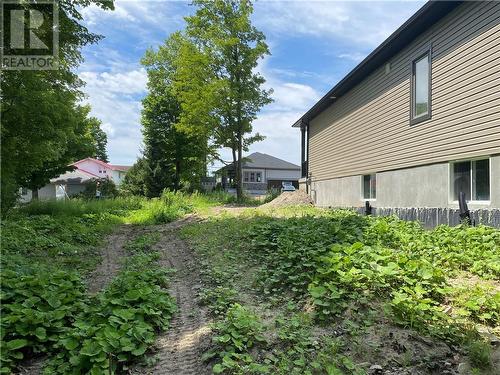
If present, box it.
[71,158,131,186]
[20,158,132,202]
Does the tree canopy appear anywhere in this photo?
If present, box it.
[139,33,208,197]
[176,0,273,200]
[135,0,272,199]
[0,0,113,211]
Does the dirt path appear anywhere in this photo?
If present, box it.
[87,224,147,293]
[141,216,212,375]
[21,217,212,375]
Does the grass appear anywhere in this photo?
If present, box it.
[1,190,257,374]
[181,205,500,374]
[3,196,497,374]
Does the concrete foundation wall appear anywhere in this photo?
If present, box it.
[311,175,361,207]
[377,163,449,208]
[309,155,500,227]
[311,155,500,210]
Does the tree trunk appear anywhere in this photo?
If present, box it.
[174,159,180,191]
[236,135,243,202]
[231,146,239,199]
[32,188,39,200]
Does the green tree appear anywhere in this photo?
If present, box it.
[140,33,208,197]
[176,0,273,201]
[0,0,114,211]
[120,158,148,196]
[17,105,109,199]
[88,116,109,163]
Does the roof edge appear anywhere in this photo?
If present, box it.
[292,0,463,128]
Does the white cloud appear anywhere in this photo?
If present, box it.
[270,82,321,112]
[101,122,115,138]
[254,1,424,47]
[337,52,367,62]
[80,69,147,95]
[212,58,321,169]
[79,68,147,164]
[77,0,426,167]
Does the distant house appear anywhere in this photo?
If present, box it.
[215,152,301,194]
[20,158,131,202]
[293,1,500,227]
[200,176,216,192]
[71,158,131,186]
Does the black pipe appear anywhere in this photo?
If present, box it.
[365,201,372,216]
[458,191,474,226]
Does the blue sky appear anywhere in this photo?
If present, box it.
[79,0,425,171]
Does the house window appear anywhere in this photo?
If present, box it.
[362,174,376,200]
[250,172,255,182]
[256,172,262,182]
[451,159,490,202]
[411,51,431,124]
[244,172,249,182]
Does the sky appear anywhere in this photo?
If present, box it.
[78,0,425,172]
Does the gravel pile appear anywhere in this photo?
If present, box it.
[261,190,313,208]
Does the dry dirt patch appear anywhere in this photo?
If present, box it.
[135,216,212,375]
[260,190,313,208]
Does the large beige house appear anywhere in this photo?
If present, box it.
[295,1,500,226]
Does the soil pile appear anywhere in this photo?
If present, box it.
[261,190,313,208]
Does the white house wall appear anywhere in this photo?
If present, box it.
[38,184,57,200]
[265,169,301,181]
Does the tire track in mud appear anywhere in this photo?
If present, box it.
[21,217,212,375]
[145,217,212,375]
[87,224,147,293]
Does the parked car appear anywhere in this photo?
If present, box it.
[281,181,296,192]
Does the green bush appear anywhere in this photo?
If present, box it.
[16,197,142,218]
[263,189,280,204]
[0,268,88,374]
[45,254,176,374]
[204,304,268,374]
[244,212,499,343]
[81,178,119,199]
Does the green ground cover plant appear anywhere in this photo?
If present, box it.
[0,268,88,374]
[1,192,234,373]
[182,206,499,373]
[204,304,268,374]
[45,252,176,374]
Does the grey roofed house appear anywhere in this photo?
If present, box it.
[239,152,301,170]
[294,0,500,227]
[216,152,301,192]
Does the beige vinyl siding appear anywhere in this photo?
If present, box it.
[308,1,500,181]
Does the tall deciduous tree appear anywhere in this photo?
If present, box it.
[176,0,273,201]
[17,105,109,199]
[87,116,109,163]
[0,0,113,210]
[140,33,208,197]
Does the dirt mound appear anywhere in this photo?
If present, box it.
[261,190,313,208]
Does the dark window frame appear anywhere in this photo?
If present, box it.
[410,45,432,126]
[362,174,377,200]
[449,157,491,202]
